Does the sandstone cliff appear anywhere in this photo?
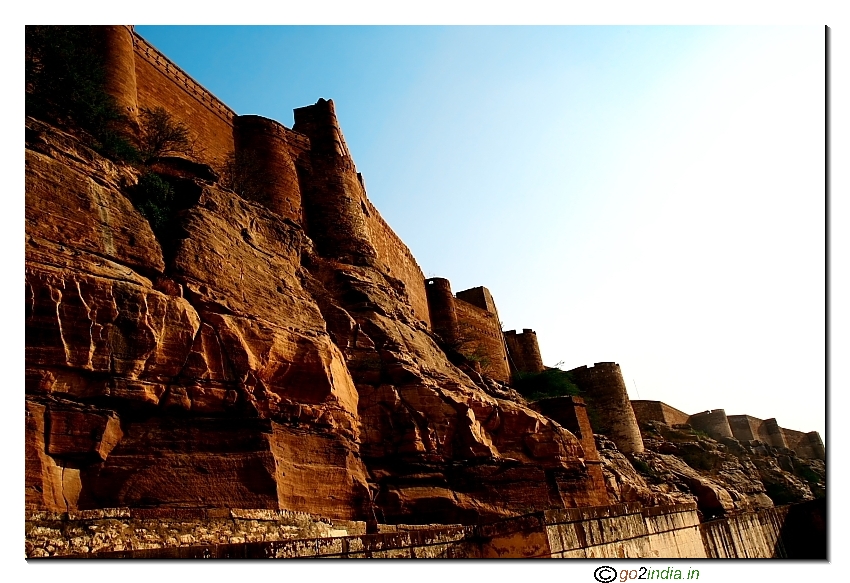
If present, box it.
[595,422,825,520]
[25,116,610,524]
[24,100,824,529]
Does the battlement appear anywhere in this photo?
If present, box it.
[455,286,498,315]
[423,278,511,382]
[631,400,691,427]
[293,98,352,159]
[687,409,733,440]
[503,328,544,374]
[567,362,644,453]
[632,405,823,460]
[131,29,236,125]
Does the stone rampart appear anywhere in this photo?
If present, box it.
[362,195,430,326]
[727,414,761,442]
[232,115,309,225]
[631,400,691,428]
[454,291,511,382]
[687,409,734,440]
[728,415,823,459]
[759,418,788,449]
[425,278,459,346]
[130,29,236,167]
[31,500,822,559]
[567,363,644,453]
[504,329,545,374]
[793,431,825,461]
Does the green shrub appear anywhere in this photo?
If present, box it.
[513,367,581,401]
[134,173,175,233]
[25,25,138,162]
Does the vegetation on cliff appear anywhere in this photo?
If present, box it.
[512,366,581,401]
[25,25,138,161]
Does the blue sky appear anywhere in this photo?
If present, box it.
[134,25,825,440]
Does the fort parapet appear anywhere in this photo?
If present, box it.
[424,279,511,383]
[633,403,823,461]
[504,329,545,374]
[567,362,644,454]
[86,24,823,466]
[95,27,433,326]
[631,400,691,427]
[687,409,734,441]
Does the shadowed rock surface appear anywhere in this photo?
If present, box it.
[25,117,608,523]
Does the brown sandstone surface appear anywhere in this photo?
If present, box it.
[25,117,606,523]
[24,109,822,527]
[595,421,824,520]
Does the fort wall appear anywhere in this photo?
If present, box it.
[424,278,459,346]
[293,99,379,267]
[793,432,825,461]
[98,26,140,136]
[455,286,499,314]
[567,363,644,453]
[504,329,545,374]
[453,290,511,383]
[759,418,788,449]
[232,115,308,225]
[630,400,691,428]
[35,500,821,559]
[130,30,236,167]
[687,409,734,440]
[362,196,430,326]
[728,414,761,442]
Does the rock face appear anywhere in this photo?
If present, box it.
[24,116,608,523]
[595,421,825,520]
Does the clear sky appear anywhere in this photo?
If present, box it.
[134,25,825,440]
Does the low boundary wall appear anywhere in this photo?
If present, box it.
[29,500,824,559]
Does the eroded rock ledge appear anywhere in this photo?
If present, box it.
[25,117,609,524]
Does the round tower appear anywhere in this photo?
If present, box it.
[687,410,734,440]
[797,431,825,461]
[425,278,459,347]
[504,329,545,374]
[293,98,377,266]
[760,418,788,449]
[567,362,644,453]
[96,25,140,139]
[233,115,304,224]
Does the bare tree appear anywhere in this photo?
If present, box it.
[138,106,194,163]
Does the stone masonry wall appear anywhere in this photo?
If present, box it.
[728,414,762,442]
[454,296,511,383]
[568,363,644,454]
[687,409,734,440]
[232,115,309,225]
[362,195,431,327]
[131,31,236,168]
[631,400,691,427]
[504,329,545,374]
[545,503,706,558]
[699,506,789,558]
[32,501,820,559]
[25,507,365,558]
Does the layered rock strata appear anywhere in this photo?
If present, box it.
[25,114,608,524]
